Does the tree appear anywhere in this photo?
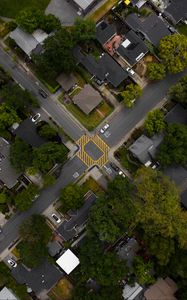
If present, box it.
[0,103,20,132]
[37,123,57,140]
[72,285,123,300]
[121,84,142,107]
[10,137,33,172]
[43,174,56,187]
[134,167,187,248]
[157,123,187,167]
[144,109,165,136]
[1,84,38,113]
[73,18,96,42]
[16,8,41,33]
[133,256,154,285]
[168,75,187,105]
[0,191,8,204]
[60,183,84,212]
[15,184,38,211]
[0,66,11,87]
[158,34,187,73]
[41,14,61,33]
[33,142,68,172]
[146,63,166,80]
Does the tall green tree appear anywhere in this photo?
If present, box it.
[133,256,154,285]
[16,8,41,33]
[144,109,165,137]
[10,137,33,172]
[157,123,187,167]
[37,123,57,140]
[0,66,11,87]
[168,75,187,105]
[158,34,187,73]
[146,63,166,80]
[15,184,39,211]
[121,84,142,107]
[60,183,84,212]
[0,103,20,131]
[73,18,96,41]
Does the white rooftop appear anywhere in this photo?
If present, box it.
[122,39,131,48]
[10,27,38,56]
[32,29,48,43]
[123,282,143,300]
[0,287,18,300]
[56,249,80,274]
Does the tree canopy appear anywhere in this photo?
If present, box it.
[0,104,20,132]
[37,123,57,140]
[168,75,187,105]
[157,123,187,167]
[0,66,11,87]
[10,137,33,172]
[60,183,84,213]
[158,34,187,73]
[144,109,165,136]
[133,256,154,285]
[121,84,142,107]
[15,184,38,211]
[73,18,96,42]
[146,63,166,80]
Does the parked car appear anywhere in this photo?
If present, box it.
[100,123,109,134]
[119,170,126,178]
[110,162,119,172]
[7,258,17,268]
[31,113,41,123]
[126,67,135,76]
[52,213,61,224]
[38,89,48,98]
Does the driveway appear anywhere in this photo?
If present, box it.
[45,0,78,26]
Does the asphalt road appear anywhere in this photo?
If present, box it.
[99,70,187,147]
[0,157,87,253]
[0,47,85,141]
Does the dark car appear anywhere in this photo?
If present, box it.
[110,162,119,172]
[39,89,48,98]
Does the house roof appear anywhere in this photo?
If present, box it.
[144,277,177,300]
[96,21,116,45]
[56,249,80,274]
[14,119,46,148]
[72,84,103,114]
[125,13,171,46]
[12,261,63,295]
[10,27,39,56]
[165,104,187,125]
[117,30,148,66]
[48,240,62,257]
[0,287,18,300]
[57,73,77,92]
[73,0,96,11]
[123,282,143,300]
[164,0,187,24]
[117,238,140,268]
[73,46,128,87]
[57,192,96,241]
[0,137,21,189]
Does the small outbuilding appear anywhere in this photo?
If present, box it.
[57,73,77,92]
[56,249,80,274]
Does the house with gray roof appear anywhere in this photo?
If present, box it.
[125,13,171,46]
[0,137,21,189]
[96,21,116,45]
[57,73,77,92]
[165,104,187,125]
[72,0,99,14]
[164,0,187,24]
[72,84,103,115]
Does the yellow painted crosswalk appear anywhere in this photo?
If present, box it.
[76,134,110,168]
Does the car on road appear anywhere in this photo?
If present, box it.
[52,213,61,223]
[119,170,126,178]
[38,89,48,98]
[31,113,41,123]
[110,163,119,172]
[100,123,109,134]
[7,258,17,268]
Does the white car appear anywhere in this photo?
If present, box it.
[7,258,17,268]
[100,123,109,134]
[52,213,61,223]
[119,170,126,178]
[126,67,135,76]
[31,113,41,123]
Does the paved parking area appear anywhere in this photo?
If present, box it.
[45,0,79,26]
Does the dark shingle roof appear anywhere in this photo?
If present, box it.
[117,30,148,65]
[165,104,187,125]
[96,21,116,45]
[164,0,187,24]
[73,46,128,87]
[125,13,171,46]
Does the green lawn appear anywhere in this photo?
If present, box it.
[88,0,118,22]
[82,177,104,197]
[0,0,50,18]
[65,101,113,131]
[177,24,187,36]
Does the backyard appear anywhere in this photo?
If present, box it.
[0,0,50,18]
[88,0,118,22]
[48,278,73,300]
[82,177,104,197]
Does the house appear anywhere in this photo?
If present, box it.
[73,46,128,88]
[10,27,48,57]
[56,249,80,274]
[0,137,21,189]
[144,277,178,300]
[116,30,148,66]
[129,134,163,167]
[72,84,103,115]
[122,282,143,300]
[0,287,19,300]
[57,73,77,92]
[164,0,187,25]
[71,0,100,14]
[48,240,62,257]
[117,238,140,268]
[13,119,46,148]
[125,13,171,46]
[96,21,116,45]
[131,0,147,9]
[57,192,96,241]
[11,261,63,297]
[165,104,187,125]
